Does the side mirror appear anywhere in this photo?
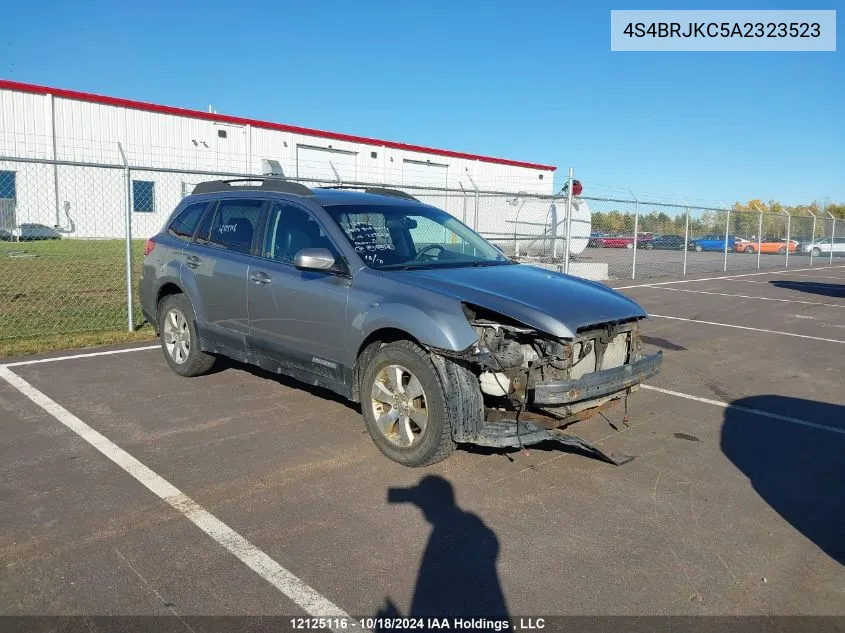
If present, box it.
[294,248,336,271]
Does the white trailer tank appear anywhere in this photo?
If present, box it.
[475,193,591,258]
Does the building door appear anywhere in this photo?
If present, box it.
[296,145,358,184]
[402,159,448,214]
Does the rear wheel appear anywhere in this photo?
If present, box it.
[777,247,786,255]
[360,340,476,466]
[695,244,703,252]
[644,242,654,250]
[625,242,633,250]
[158,294,216,377]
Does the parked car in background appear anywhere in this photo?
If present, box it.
[690,234,737,252]
[0,227,12,241]
[736,238,797,254]
[733,237,751,250]
[15,223,63,241]
[790,236,814,253]
[649,234,694,250]
[802,236,845,257]
[140,179,662,467]
[590,232,653,249]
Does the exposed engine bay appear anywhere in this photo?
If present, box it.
[461,302,648,431]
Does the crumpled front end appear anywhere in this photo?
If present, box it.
[447,303,663,464]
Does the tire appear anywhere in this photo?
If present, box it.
[360,340,475,467]
[744,246,754,253]
[644,242,654,250]
[625,242,633,250]
[777,247,786,255]
[158,294,216,377]
[695,244,703,252]
[812,247,821,257]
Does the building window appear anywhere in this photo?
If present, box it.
[132,180,155,213]
[0,170,16,199]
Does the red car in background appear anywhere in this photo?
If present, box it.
[589,232,654,249]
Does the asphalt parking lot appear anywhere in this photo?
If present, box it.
[1,264,843,620]
[575,247,834,281]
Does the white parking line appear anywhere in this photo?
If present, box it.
[641,385,845,437]
[613,264,845,290]
[2,345,160,368]
[648,314,845,344]
[645,286,845,308]
[0,366,356,629]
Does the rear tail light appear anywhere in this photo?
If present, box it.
[144,238,156,256]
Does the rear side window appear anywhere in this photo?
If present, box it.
[197,199,264,255]
[167,202,208,240]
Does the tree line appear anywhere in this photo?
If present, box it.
[590,199,844,239]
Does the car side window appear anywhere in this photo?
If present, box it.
[262,202,338,264]
[196,199,264,255]
[167,202,208,240]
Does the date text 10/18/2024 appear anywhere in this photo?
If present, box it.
[290,618,548,631]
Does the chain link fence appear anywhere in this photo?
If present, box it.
[0,153,841,345]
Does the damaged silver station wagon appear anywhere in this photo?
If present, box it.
[140,179,662,467]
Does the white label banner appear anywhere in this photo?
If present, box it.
[611,10,836,51]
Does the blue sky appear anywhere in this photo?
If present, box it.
[2,0,842,205]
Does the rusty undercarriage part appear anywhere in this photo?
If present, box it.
[466,420,634,466]
[485,394,623,429]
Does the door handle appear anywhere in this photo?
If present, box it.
[185,254,201,269]
[251,271,271,284]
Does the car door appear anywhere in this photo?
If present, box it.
[181,197,265,356]
[247,199,351,383]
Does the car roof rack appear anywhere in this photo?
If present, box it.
[323,185,419,202]
[191,178,314,196]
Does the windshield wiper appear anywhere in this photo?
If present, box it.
[470,260,515,267]
[378,262,440,271]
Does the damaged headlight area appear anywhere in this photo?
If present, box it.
[452,303,662,464]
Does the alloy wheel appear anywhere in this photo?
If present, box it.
[163,308,191,364]
[371,364,428,447]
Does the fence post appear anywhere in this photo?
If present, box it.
[550,201,557,260]
[464,173,480,231]
[723,207,730,272]
[631,198,639,279]
[682,205,690,276]
[757,212,763,270]
[784,210,792,268]
[807,209,817,266]
[563,167,574,275]
[117,143,135,332]
[829,211,836,265]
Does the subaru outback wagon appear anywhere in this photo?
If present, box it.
[140,179,661,466]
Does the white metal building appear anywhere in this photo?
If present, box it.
[0,80,557,240]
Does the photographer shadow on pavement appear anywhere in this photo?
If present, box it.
[376,475,509,623]
[721,395,845,565]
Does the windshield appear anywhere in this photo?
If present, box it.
[323,204,513,270]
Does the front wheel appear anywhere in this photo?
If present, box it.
[744,246,754,253]
[812,247,821,257]
[695,244,703,252]
[644,242,654,250]
[158,294,216,377]
[360,340,475,466]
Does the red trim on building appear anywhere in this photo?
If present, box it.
[0,79,556,172]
